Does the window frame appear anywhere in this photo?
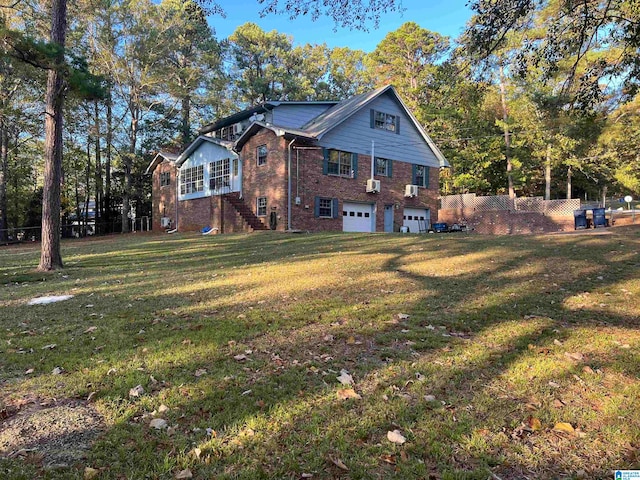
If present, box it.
[209,158,231,191]
[160,172,171,187]
[179,165,204,195]
[327,150,353,177]
[257,196,267,217]
[375,157,390,177]
[372,110,399,133]
[414,165,428,188]
[256,144,268,166]
[318,197,333,218]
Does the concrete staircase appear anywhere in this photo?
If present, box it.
[222,193,269,231]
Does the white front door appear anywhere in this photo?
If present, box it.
[343,202,375,232]
[403,208,430,233]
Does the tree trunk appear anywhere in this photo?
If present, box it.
[38,0,67,271]
[94,100,103,233]
[0,121,8,242]
[544,143,552,201]
[499,65,515,199]
[566,165,572,200]
[74,164,81,236]
[122,114,137,234]
[105,87,112,233]
[181,95,191,148]
[85,132,91,236]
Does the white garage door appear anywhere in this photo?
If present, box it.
[403,208,430,233]
[343,202,375,232]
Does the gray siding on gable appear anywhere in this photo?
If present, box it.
[272,104,333,129]
[318,92,440,167]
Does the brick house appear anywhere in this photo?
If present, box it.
[147,85,449,234]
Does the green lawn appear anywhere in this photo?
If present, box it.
[1,228,639,479]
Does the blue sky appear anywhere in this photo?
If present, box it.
[209,0,473,52]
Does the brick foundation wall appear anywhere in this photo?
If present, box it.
[151,161,177,231]
[178,196,215,232]
[238,129,287,231]
[290,143,439,232]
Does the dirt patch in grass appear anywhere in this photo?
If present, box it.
[0,397,104,467]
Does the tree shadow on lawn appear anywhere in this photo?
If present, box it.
[1,229,639,479]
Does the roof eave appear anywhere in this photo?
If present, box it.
[175,136,235,167]
[145,152,177,175]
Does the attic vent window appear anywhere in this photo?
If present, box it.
[371,110,399,133]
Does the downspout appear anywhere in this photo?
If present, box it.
[296,148,300,199]
[287,137,297,231]
[175,166,179,231]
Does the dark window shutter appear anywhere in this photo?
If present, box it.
[314,196,320,217]
[388,159,393,178]
[424,167,430,188]
[332,198,339,219]
[370,109,375,128]
[322,148,329,175]
[395,116,400,134]
[352,153,358,179]
[412,164,417,185]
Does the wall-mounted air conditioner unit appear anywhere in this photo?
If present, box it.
[366,179,381,193]
[233,123,243,134]
[161,217,171,228]
[405,185,419,197]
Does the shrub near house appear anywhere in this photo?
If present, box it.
[148,85,449,234]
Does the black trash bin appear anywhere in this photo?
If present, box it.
[574,210,587,230]
[593,208,607,228]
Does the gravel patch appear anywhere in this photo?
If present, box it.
[0,399,104,467]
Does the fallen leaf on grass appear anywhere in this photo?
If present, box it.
[52,367,63,375]
[191,447,201,460]
[329,456,349,471]
[387,429,406,445]
[336,369,354,385]
[301,474,313,478]
[129,385,145,398]
[149,418,168,430]
[582,366,595,374]
[234,354,247,361]
[175,469,192,479]
[553,339,563,346]
[397,313,410,320]
[565,352,584,361]
[380,454,396,465]
[527,417,542,431]
[84,467,99,479]
[86,392,96,402]
[24,368,34,375]
[41,344,56,350]
[83,326,97,334]
[194,369,207,377]
[336,388,361,400]
[346,336,356,345]
[553,399,565,408]
[158,404,169,413]
[553,422,575,434]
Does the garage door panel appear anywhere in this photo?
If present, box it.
[403,208,430,233]
[343,203,375,232]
